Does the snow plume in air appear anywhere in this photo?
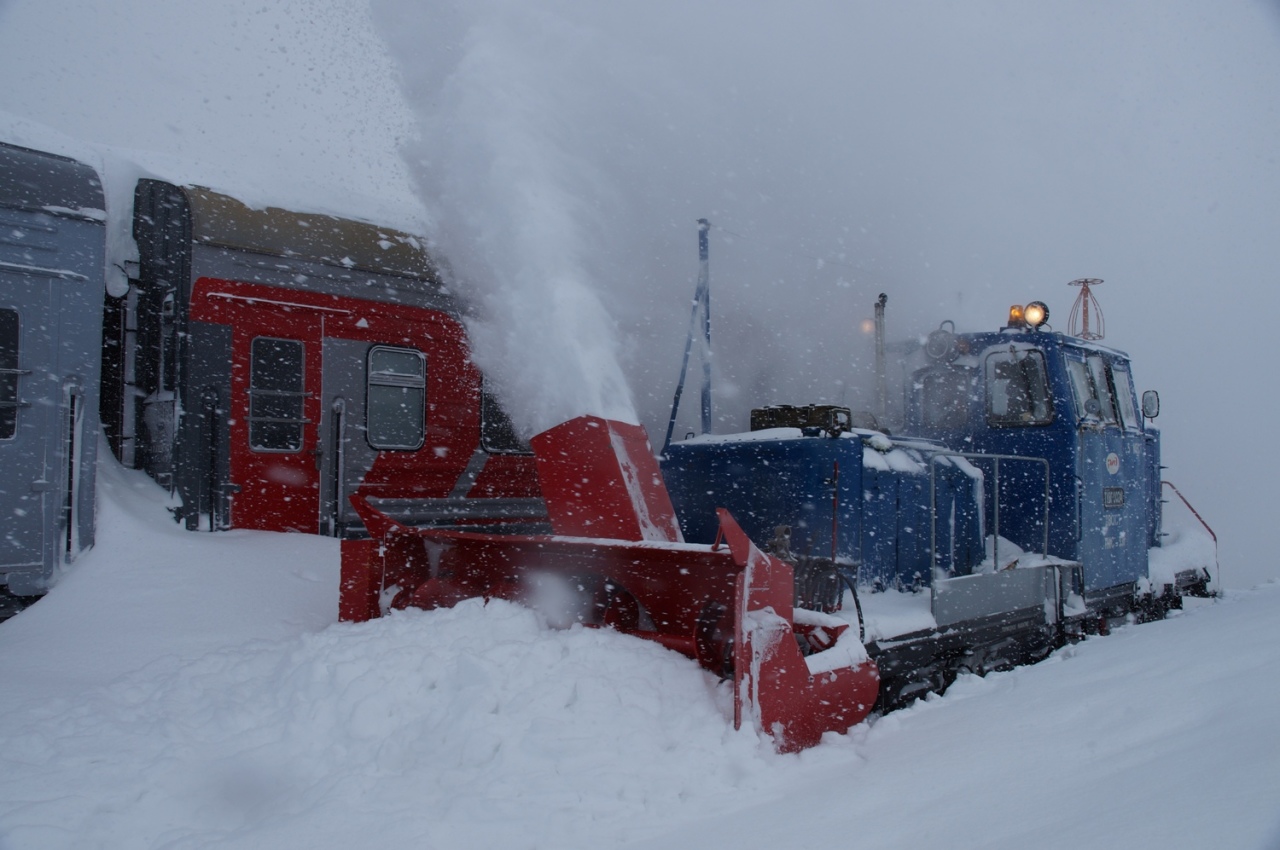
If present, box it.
[0,0,421,229]
[373,2,643,433]
[374,1,1280,581]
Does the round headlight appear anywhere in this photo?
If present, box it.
[1024,301,1049,328]
[926,327,958,362]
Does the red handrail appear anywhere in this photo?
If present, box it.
[1161,480,1220,593]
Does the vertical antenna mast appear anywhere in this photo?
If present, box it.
[874,293,887,421]
[662,219,713,454]
[1068,278,1105,340]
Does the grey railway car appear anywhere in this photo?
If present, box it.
[0,142,106,599]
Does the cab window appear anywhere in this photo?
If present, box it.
[1067,359,1104,421]
[986,348,1053,426]
[1067,354,1139,428]
[1110,365,1139,429]
[1087,357,1117,424]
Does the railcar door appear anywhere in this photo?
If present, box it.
[0,290,51,583]
[223,300,328,533]
[318,337,366,536]
[0,266,84,592]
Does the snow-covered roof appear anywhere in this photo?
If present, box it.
[0,140,104,221]
[182,185,438,283]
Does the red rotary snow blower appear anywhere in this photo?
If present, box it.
[339,415,879,753]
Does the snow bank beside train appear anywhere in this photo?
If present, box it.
[0,456,774,848]
[0,454,340,697]
[0,601,769,848]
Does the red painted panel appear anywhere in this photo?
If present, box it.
[530,416,681,542]
[466,454,543,499]
[189,276,543,534]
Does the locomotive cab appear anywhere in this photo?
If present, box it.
[904,305,1184,616]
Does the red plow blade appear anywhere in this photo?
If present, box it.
[339,415,879,752]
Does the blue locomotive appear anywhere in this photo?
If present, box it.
[661,287,1214,705]
[902,299,1206,611]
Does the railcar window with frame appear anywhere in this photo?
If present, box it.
[0,309,19,439]
[248,337,306,452]
[986,348,1053,426]
[366,346,426,451]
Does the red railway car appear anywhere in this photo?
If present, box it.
[102,180,545,536]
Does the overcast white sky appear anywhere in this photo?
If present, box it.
[1,0,1278,584]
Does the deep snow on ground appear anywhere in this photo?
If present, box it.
[1,457,1277,850]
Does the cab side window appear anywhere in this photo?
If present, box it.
[986,349,1053,426]
[1067,359,1102,420]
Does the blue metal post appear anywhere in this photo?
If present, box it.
[698,219,712,435]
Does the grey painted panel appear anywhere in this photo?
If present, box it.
[320,336,373,534]
[0,142,104,218]
[0,271,55,580]
[173,321,233,529]
[318,337,550,536]
[0,176,105,592]
[933,567,1055,628]
[129,180,191,487]
[364,496,549,525]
